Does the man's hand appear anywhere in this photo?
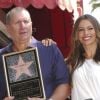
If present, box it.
[28,97,45,100]
[3,96,14,100]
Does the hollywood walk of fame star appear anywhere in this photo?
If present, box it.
[10,56,33,80]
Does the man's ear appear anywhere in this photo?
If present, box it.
[6,25,11,38]
[6,24,9,32]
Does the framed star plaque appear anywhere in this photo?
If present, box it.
[2,47,46,100]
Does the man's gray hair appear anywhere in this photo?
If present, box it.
[6,7,31,24]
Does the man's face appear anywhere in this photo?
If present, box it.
[7,10,32,44]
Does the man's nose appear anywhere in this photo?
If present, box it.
[20,22,26,28]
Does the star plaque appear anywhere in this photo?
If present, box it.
[2,48,46,100]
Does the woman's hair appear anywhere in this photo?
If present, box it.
[68,14,100,71]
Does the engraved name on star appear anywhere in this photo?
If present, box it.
[10,56,33,80]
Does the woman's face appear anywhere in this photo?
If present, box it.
[77,19,97,47]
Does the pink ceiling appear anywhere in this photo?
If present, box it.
[0,0,78,12]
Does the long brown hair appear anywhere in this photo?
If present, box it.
[68,14,100,71]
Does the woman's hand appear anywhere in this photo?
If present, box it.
[42,38,56,46]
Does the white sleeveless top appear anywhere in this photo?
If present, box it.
[72,59,100,100]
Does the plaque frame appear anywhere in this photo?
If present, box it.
[2,47,46,100]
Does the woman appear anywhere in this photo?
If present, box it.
[68,14,100,100]
[44,14,100,100]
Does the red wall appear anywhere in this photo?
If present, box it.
[1,6,73,58]
[28,6,73,58]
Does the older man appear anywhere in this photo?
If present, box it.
[0,7,70,100]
